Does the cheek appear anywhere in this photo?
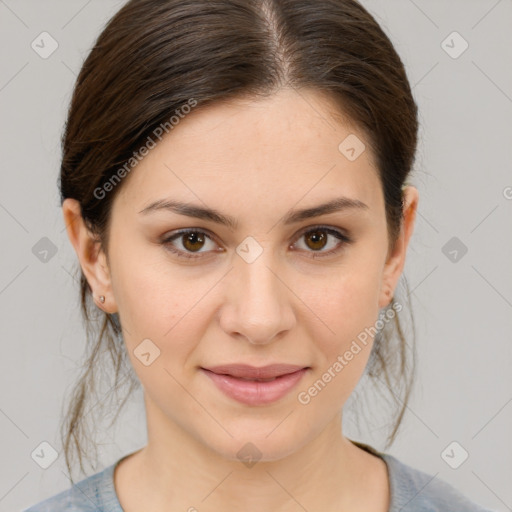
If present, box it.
[111,264,205,402]
[115,270,202,345]
[308,262,382,342]
[298,264,382,394]
[110,234,190,328]
[110,248,220,378]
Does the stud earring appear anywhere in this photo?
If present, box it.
[99,295,105,303]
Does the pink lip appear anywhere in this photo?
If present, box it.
[200,365,309,405]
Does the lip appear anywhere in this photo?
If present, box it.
[200,364,309,406]
[203,363,307,379]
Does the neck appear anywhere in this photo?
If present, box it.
[117,395,383,512]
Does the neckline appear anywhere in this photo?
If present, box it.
[101,440,395,511]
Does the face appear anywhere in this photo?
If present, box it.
[65,87,418,462]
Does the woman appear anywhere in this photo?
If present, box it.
[24,0,495,510]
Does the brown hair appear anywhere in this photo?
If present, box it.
[60,0,419,483]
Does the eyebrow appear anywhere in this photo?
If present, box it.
[138,196,369,229]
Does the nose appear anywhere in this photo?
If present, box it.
[218,249,296,345]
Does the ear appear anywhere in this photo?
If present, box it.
[62,198,117,314]
[378,186,419,309]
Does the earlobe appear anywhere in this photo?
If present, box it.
[62,198,116,313]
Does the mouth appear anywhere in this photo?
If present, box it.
[202,363,309,380]
[200,364,310,405]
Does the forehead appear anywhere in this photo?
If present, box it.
[115,87,382,221]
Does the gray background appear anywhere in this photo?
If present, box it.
[1,0,511,510]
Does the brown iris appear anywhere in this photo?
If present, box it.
[182,232,206,252]
[304,229,328,251]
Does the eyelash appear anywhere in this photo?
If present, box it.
[160,225,353,260]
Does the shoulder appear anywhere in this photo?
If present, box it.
[22,462,121,512]
[382,452,496,512]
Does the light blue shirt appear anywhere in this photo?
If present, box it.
[23,441,496,511]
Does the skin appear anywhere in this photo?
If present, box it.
[63,86,418,512]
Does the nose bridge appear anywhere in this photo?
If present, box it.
[221,242,294,344]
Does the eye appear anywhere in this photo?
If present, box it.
[161,228,219,259]
[291,225,352,259]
